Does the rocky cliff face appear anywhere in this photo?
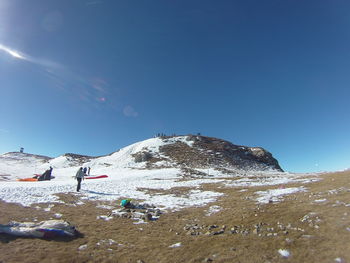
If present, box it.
[136,135,283,172]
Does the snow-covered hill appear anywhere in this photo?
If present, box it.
[0,135,283,181]
[0,135,315,210]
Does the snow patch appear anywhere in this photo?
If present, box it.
[53,213,62,219]
[206,205,222,216]
[255,187,306,204]
[278,249,290,258]
[169,242,182,248]
[78,244,88,251]
[314,199,327,203]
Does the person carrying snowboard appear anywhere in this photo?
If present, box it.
[75,167,86,192]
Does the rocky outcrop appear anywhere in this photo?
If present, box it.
[158,135,283,172]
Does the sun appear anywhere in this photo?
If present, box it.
[0,44,26,60]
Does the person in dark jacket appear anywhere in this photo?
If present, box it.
[75,167,86,192]
[38,167,53,181]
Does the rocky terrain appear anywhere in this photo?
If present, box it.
[0,170,349,263]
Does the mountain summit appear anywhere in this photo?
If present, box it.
[85,135,283,174]
[0,135,283,180]
[126,135,283,172]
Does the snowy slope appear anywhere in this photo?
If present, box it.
[0,136,317,210]
[0,152,52,179]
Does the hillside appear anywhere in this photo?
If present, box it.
[0,135,282,181]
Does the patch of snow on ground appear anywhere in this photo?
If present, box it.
[206,205,222,216]
[314,199,327,203]
[195,168,236,177]
[224,173,319,187]
[169,242,182,248]
[278,249,290,258]
[255,187,307,204]
[53,213,62,219]
[97,215,113,221]
[96,205,114,210]
[78,244,88,251]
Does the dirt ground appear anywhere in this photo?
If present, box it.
[0,171,349,263]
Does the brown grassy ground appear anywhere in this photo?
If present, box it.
[0,171,349,263]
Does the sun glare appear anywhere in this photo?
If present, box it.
[0,44,26,60]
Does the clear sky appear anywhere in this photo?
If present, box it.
[0,0,349,173]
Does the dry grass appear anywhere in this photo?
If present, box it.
[0,171,350,263]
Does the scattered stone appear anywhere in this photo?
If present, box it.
[53,213,62,219]
[241,230,249,236]
[278,249,290,258]
[169,242,182,248]
[144,213,153,221]
[109,203,162,223]
[78,244,88,251]
[203,258,213,262]
[213,230,224,235]
[137,260,145,263]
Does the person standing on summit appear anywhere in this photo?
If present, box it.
[75,167,86,192]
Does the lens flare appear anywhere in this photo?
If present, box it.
[0,44,26,60]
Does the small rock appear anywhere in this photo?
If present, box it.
[213,230,224,235]
[145,213,152,221]
[78,244,88,251]
[137,260,145,263]
[203,258,213,262]
[278,249,290,258]
[169,242,182,248]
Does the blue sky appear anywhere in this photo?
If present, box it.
[0,0,349,173]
